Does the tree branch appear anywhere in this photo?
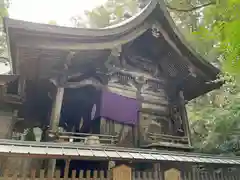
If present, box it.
[166,1,216,12]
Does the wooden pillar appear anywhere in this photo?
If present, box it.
[16,47,26,98]
[109,120,115,135]
[134,89,142,147]
[8,110,18,139]
[18,76,26,98]
[48,87,64,174]
[179,91,192,146]
[49,87,64,132]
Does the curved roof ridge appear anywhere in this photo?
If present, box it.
[3,0,157,37]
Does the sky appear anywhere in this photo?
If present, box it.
[0,0,107,74]
[8,0,107,26]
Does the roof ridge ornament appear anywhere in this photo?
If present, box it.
[152,23,161,38]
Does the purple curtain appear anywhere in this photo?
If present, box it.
[100,90,140,125]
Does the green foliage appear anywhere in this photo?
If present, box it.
[85,0,140,28]
[188,75,240,154]
[48,20,58,25]
[194,0,240,74]
[72,0,141,28]
[166,0,240,155]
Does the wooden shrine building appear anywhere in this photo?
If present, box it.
[0,0,239,179]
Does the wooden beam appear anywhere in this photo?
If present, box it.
[63,80,104,89]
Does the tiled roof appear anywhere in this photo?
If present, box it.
[0,139,239,165]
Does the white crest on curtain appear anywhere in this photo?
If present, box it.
[91,104,97,120]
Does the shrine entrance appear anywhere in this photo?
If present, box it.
[60,85,101,134]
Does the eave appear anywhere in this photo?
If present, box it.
[0,139,239,165]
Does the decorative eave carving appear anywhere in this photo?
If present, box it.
[124,53,160,78]
[107,71,138,98]
[50,74,105,89]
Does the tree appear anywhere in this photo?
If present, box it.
[192,0,240,74]
[166,0,219,63]
[188,77,240,154]
[162,0,240,154]
[72,0,146,28]
[165,0,240,155]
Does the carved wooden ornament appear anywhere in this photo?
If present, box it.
[113,164,132,180]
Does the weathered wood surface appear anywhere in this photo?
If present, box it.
[0,168,238,180]
[1,169,111,180]
[49,87,64,133]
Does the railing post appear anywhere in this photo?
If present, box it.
[64,158,71,180]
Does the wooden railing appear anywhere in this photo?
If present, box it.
[1,169,111,180]
[0,168,238,180]
[50,131,118,145]
[147,132,188,144]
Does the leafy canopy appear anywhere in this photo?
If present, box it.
[196,0,240,74]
